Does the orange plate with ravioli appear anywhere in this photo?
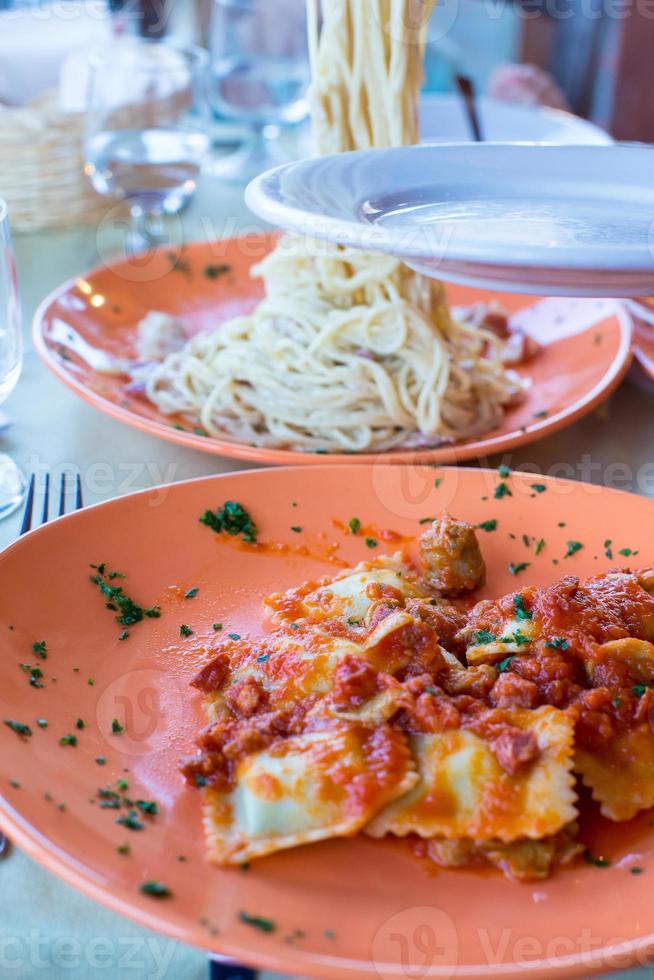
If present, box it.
[2,465,654,980]
[32,235,632,465]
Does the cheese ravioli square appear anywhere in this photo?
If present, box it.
[366,706,577,843]
[203,723,418,864]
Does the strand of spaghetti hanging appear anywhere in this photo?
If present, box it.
[141,0,529,454]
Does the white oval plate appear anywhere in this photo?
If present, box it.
[246,143,654,297]
[419,93,611,146]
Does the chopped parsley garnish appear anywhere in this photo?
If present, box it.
[348,517,361,534]
[347,617,361,626]
[498,630,532,647]
[604,539,613,559]
[116,811,144,831]
[184,587,199,599]
[618,547,633,557]
[508,562,529,576]
[135,799,158,814]
[199,501,257,543]
[498,464,511,478]
[95,756,106,766]
[513,595,532,620]
[257,653,270,663]
[59,734,77,747]
[100,799,120,810]
[473,629,495,645]
[564,541,583,558]
[238,911,276,933]
[204,263,230,280]
[494,482,512,500]
[179,625,193,637]
[118,630,129,641]
[365,538,377,548]
[20,664,43,688]
[111,718,124,734]
[545,637,569,651]
[434,478,442,488]
[631,867,644,875]
[32,641,47,659]
[418,516,437,525]
[228,632,241,641]
[212,623,222,631]
[75,718,85,730]
[4,720,32,737]
[194,774,207,788]
[531,483,546,494]
[140,881,171,898]
[290,526,302,533]
[498,656,515,672]
[477,519,497,532]
[36,719,48,729]
[117,778,129,791]
[633,684,647,698]
[584,849,610,868]
[89,566,160,628]
[612,695,621,708]
[534,538,545,555]
[117,843,131,855]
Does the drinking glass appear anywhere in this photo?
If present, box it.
[209,0,310,181]
[0,201,25,519]
[84,38,210,249]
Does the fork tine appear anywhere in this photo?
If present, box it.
[19,474,35,536]
[41,472,50,525]
[58,472,67,518]
[75,474,83,511]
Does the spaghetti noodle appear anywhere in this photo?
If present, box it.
[144,0,528,453]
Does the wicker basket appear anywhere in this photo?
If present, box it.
[0,91,109,232]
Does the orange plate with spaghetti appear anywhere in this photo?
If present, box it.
[2,465,654,979]
[32,236,632,465]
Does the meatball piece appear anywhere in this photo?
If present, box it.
[419,514,486,595]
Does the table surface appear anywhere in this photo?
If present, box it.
[3,173,654,980]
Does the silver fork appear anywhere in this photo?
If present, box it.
[0,472,84,860]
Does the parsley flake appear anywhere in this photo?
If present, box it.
[348,518,361,534]
[4,720,32,738]
[59,734,77,747]
[477,519,497,532]
[116,811,144,831]
[545,637,569,651]
[199,501,257,543]
[290,526,302,533]
[111,719,124,734]
[89,566,160,629]
[184,587,199,599]
[498,464,511,477]
[473,629,495,645]
[513,595,532,620]
[531,483,546,494]
[179,625,193,637]
[32,641,47,659]
[365,537,377,548]
[228,632,241,641]
[238,911,276,933]
[633,684,647,698]
[494,482,512,500]
[140,881,171,898]
[564,541,583,558]
[584,849,610,868]
[212,623,223,631]
[618,547,633,557]
[508,562,529,576]
[498,656,515,673]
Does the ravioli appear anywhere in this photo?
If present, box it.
[202,723,418,863]
[576,724,654,821]
[366,706,577,842]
